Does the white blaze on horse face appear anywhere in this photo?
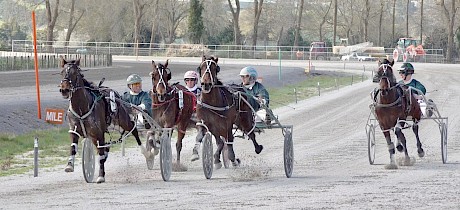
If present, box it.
[155,65,168,94]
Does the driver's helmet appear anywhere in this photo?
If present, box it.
[398,63,415,75]
[127,74,142,86]
[184,71,199,81]
[239,66,258,81]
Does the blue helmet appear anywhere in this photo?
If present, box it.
[239,66,258,79]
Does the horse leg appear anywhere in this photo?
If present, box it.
[383,131,397,169]
[395,126,405,152]
[65,133,79,172]
[176,128,185,164]
[395,127,411,165]
[248,132,263,154]
[191,126,205,161]
[413,122,425,157]
[96,143,108,184]
[226,133,240,167]
[214,135,224,169]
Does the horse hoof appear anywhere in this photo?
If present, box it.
[96,176,105,183]
[146,156,155,170]
[64,165,74,172]
[255,145,264,154]
[396,144,404,152]
[191,154,200,162]
[418,149,425,157]
[215,162,222,169]
[232,158,241,167]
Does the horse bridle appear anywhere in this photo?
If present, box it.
[378,64,396,92]
[60,63,85,96]
[199,59,218,91]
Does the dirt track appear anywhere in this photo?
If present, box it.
[0,58,459,209]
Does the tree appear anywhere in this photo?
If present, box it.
[293,0,304,49]
[437,0,458,63]
[188,0,204,43]
[227,0,242,45]
[133,0,149,55]
[63,0,85,46]
[251,0,264,48]
[45,0,60,50]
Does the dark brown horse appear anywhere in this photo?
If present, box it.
[59,57,149,183]
[196,55,263,168]
[373,59,424,169]
[149,60,200,169]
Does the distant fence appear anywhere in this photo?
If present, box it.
[8,39,445,64]
[0,52,112,71]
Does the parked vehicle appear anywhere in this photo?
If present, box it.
[309,42,328,60]
[341,52,376,61]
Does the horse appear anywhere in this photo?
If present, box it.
[372,59,425,169]
[196,55,263,168]
[149,60,200,169]
[59,57,149,183]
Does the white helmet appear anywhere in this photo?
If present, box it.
[127,74,142,85]
[184,71,199,80]
[240,66,258,79]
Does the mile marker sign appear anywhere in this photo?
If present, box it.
[45,108,65,124]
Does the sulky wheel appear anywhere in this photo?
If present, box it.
[367,125,376,165]
[160,131,172,181]
[283,128,294,178]
[441,122,448,164]
[202,133,213,179]
[82,138,95,183]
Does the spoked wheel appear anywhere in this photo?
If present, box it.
[82,138,95,183]
[160,131,172,181]
[440,122,448,164]
[202,133,213,179]
[367,125,376,165]
[222,143,230,169]
[283,128,294,178]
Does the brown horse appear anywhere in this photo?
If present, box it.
[373,59,425,169]
[59,57,149,183]
[149,60,200,169]
[197,55,263,168]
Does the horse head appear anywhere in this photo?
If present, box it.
[198,55,220,93]
[375,59,396,95]
[59,57,84,99]
[150,59,172,102]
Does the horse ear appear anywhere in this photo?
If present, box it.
[152,60,156,67]
[75,58,81,66]
[202,55,206,61]
[390,59,395,66]
[60,56,67,68]
[214,56,218,64]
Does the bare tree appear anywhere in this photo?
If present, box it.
[420,0,424,44]
[392,0,396,42]
[318,0,333,42]
[45,0,60,50]
[64,0,85,46]
[293,0,304,49]
[227,0,242,45]
[133,0,149,55]
[251,0,264,49]
[159,0,188,44]
[363,0,370,42]
[437,0,457,63]
[333,0,337,46]
[406,0,410,37]
[149,0,160,54]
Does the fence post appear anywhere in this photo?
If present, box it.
[294,88,297,103]
[34,137,39,177]
[317,82,321,96]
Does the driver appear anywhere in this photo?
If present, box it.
[397,63,429,116]
[122,74,158,155]
[183,70,202,96]
[239,66,271,124]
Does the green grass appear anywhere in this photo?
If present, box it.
[0,72,366,176]
[268,73,366,109]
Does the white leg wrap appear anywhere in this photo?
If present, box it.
[68,155,75,164]
[71,143,78,154]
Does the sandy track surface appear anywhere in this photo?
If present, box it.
[0,59,459,209]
